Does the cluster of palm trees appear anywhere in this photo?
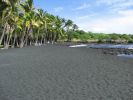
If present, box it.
[0,0,78,49]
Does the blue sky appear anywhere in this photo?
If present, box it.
[34,0,133,34]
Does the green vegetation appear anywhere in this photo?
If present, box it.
[0,0,133,49]
[71,31,133,43]
[0,0,78,49]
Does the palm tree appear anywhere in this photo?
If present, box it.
[65,19,73,41]
[0,0,20,48]
[72,24,78,31]
[4,12,18,49]
[0,0,79,49]
[53,16,65,42]
[44,13,55,43]
[19,0,36,48]
[36,9,47,45]
[0,0,11,45]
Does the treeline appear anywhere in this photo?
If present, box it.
[71,30,133,43]
[0,0,78,49]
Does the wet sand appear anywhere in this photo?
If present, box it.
[0,45,133,100]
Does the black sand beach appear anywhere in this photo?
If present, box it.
[0,45,133,100]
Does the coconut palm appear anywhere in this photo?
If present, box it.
[0,0,20,48]
[53,16,65,42]
[4,12,18,49]
[0,0,79,49]
[65,19,74,41]
[0,0,12,45]
[19,0,36,48]
[72,24,78,31]
[36,9,47,45]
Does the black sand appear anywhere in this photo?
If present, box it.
[0,45,133,100]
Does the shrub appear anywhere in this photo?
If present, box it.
[128,40,133,44]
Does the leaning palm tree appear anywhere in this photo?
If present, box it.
[0,0,20,47]
[0,0,79,49]
[0,0,11,45]
[4,12,18,49]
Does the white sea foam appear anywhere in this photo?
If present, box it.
[69,44,88,48]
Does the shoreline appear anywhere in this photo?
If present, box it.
[101,48,133,55]
[1,42,133,56]
[66,42,133,56]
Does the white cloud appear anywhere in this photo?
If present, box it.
[74,10,133,34]
[76,3,91,10]
[77,15,90,20]
[54,7,64,12]
[110,1,133,13]
[117,1,133,7]
[72,0,133,34]
[97,0,133,13]
[76,14,95,20]
[96,0,126,5]
[118,10,133,16]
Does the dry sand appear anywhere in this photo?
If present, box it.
[0,45,133,100]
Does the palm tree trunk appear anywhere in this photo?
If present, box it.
[12,37,16,48]
[20,36,25,48]
[20,27,27,48]
[4,26,12,49]
[4,34,11,49]
[40,37,43,45]
[43,37,46,45]
[35,37,38,46]
[11,32,17,48]
[16,38,19,47]
[0,24,7,45]
[24,36,28,46]
[29,38,32,46]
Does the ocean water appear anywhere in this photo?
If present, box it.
[69,44,133,49]
[118,54,133,58]
[69,44,133,59]
[88,44,133,49]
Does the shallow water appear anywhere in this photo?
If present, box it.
[70,44,133,59]
[88,44,133,49]
[70,44,133,49]
[118,54,133,58]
